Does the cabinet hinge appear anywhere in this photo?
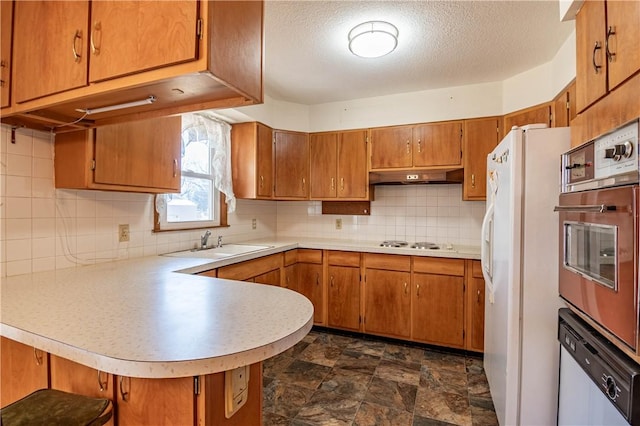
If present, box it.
[496,126,500,134]
[462,330,465,339]
[549,114,553,125]
[359,315,362,324]
[460,128,463,139]
[196,18,203,39]
[365,136,369,143]
[194,376,200,395]
[90,159,96,171]
[566,101,570,111]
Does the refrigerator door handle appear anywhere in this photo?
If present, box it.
[481,201,495,304]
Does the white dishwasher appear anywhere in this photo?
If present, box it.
[558,309,640,426]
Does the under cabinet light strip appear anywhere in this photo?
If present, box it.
[75,95,157,115]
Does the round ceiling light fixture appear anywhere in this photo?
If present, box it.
[348,20,399,58]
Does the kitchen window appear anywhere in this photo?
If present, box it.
[154,113,235,231]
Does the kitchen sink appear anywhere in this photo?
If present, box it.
[163,244,273,260]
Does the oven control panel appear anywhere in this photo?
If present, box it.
[595,121,639,180]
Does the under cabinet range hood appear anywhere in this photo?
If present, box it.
[369,168,464,185]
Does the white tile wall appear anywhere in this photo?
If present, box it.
[0,126,277,277]
[276,185,485,246]
[0,125,485,277]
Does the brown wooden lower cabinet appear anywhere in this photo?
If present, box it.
[0,337,49,407]
[327,250,362,332]
[466,260,486,352]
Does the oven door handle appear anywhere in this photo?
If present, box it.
[553,205,616,213]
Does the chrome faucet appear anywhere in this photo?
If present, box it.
[200,230,211,249]
[216,235,223,248]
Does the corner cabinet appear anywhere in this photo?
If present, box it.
[284,249,324,325]
[5,1,263,129]
[309,130,369,200]
[55,115,182,193]
[463,117,501,200]
[369,121,463,171]
[502,102,552,134]
[274,130,309,199]
[231,122,273,199]
[0,337,49,407]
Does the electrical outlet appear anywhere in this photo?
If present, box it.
[118,224,130,242]
[252,218,257,230]
[335,218,342,230]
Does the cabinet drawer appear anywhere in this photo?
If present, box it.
[218,254,282,281]
[413,257,464,276]
[472,260,483,278]
[284,250,298,266]
[328,251,360,267]
[297,249,323,264]
[364,253,411,272]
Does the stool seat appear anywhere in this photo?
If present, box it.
[0,389,113,426]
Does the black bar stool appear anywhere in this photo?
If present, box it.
[0,389,113,426]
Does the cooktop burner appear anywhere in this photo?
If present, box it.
[411,242,440,250]
[379,240,409,248]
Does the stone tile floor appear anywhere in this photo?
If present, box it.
[262,329,498,426]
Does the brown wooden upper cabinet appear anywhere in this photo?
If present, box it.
[0,1,13,109]
[463,117,501,200]
[55,116,182,193]
[6,0,263,127]
[309,129,369,200]
[231,122,273,199]
[552,81,577,128]
[503,102,552,134]
[576,0,640,113]
[274,130,309,199]
[369,121,463,170]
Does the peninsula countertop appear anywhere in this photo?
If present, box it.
[0,255,314,379]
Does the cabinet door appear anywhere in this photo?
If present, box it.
[412,273,465,348]
[254,269,281,286]
[88,1,199,82]
[503,103,552,133]
[94,116,181,191]
[295,263,324,324]
[337,130,368,199]
[363,269,411,339]
[256,123,274,198]
[606,1,640,91]
[328,265,361,331]
[13,1,89,103]
[117,376,195,426]
[412,121,462,167]
[0,0,12,108]
[310,132,338,199]
[370,126,413,169]
[467,267,485,352]
[274,131,309,199]
[0,338,49,407]
[463,117,500,200]
[576,0,607,113]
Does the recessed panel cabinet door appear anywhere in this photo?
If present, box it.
[576,0,607,113]
[13,1,89,103]
[606,1,640,91]
[338,130,368,199]
[412,122,462,167]
[363,269,411,339]
[94,116,181,191]
[88,1,199,82]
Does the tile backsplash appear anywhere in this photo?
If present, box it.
[0,126,484,277]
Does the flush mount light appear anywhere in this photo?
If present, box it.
[348,20,399,58]
[75,95,157,115]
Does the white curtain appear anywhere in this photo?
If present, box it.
[181,112,236,213]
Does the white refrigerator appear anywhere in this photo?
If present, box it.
[481,124,570,426]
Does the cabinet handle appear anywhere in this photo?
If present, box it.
[417,139,422,153]
[340,177,344,191]
[0,61,5,87]
[72,30,82,63]
[330,275,334,287]
[316,273,320,286]
[302,178,306,191]
[416,284,420,297]
[477,289,481,303]
[331,177,335,190]
[97,370,108,392]
[404,282,408,295]
[592,41,602,74]
[119,376,129,402]
[260,175,264,189]
[605,26,616,63]
[471,173,476,188]
[406,140,411,154]
[286,276,290,288]
[173,159,178,177]
[33,348,43,366]
[90,21,101,55]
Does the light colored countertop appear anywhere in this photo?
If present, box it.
[0,255,313,379]
[0,237,479,379]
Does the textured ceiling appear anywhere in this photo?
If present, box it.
[264,1,575,105]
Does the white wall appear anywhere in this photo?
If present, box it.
[0,126,277,277]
